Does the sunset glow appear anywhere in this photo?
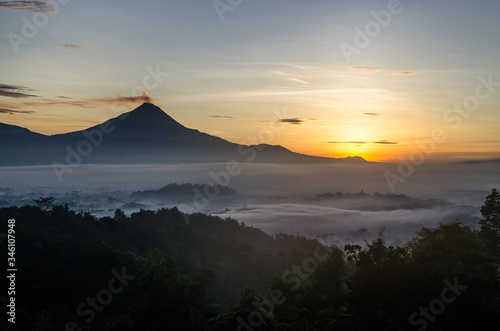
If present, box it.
[1,0,499,162]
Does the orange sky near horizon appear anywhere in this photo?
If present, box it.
[1,1,499,163]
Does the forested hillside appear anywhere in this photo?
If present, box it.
[1,190,499,330]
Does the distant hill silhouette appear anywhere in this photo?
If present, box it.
[131,183,237,202]
[0,103,367,165]
[315,191,455,211]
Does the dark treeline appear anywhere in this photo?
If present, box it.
[315,191,455,211]
[0,190,499,330]
[131,183,238,200]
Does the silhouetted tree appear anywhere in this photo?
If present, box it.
[114,208,127,222]
[409,221,500,330]
[33,196,56,210]
[347,236,410,330]
[132,249,216,330]
[479,188,500,259]
[4,191,500,330]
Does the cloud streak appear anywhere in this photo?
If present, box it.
[279,118,304,125]
[270,70,287,76]
[209,114,314,124]
[1,83,155,114]
[374,140,398,145]
[270,69,309,84]
[288,77,308,84]
[0,1,62,13]
[60,44,91,52]
[363,112,380,117]
[94,90,154,105]
[391,72,417,76]
[350,67,382,74]
[328,141,369,144]
[328,140,398,145]
[209,115,236,119]
[349,67,416,76]
[279,117,317,125]
[0,84,38,98]
[0,108,35,115]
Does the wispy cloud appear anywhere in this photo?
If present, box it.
[350,67,416,76]
[350,67,382,74]
[0,84,38,98]
[94,91,154,105]
[328,141,369,144]
[2,87,155,114]
[363,112,380,117]
[328,140,398,145]
[25,99,89,108]
[0,1,62,13]
[279,118,304,125]
[270,70,287,77]
[270,70,309,84]
[278,117,317,125]
[27,91,154,108]
[374,140,398,145]
[0,108,34,115]
[208,115,265,122]
[210,115,308,124]
[351,67,376,71]
[391,72,417,76]
[209,115,236,119]
[288,77,308,84]
[60,44,91,52]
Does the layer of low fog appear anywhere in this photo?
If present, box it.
[0,161,497,245]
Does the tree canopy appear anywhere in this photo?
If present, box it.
[1,189,499,330]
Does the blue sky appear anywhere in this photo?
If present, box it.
[0,0,499,161]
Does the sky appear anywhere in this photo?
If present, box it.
[0,0,499,162]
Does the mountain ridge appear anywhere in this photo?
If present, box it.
[0,103,366,166]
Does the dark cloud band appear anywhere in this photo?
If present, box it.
[0,1,60,13]
[0,108,34,115]
[0,84,38,98]
[209,115,235,119]
[328,140,398,145]
[279,118,304,125]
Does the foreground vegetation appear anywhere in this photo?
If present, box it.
[1,190,499,330]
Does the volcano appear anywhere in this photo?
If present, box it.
[0,103,365,166]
